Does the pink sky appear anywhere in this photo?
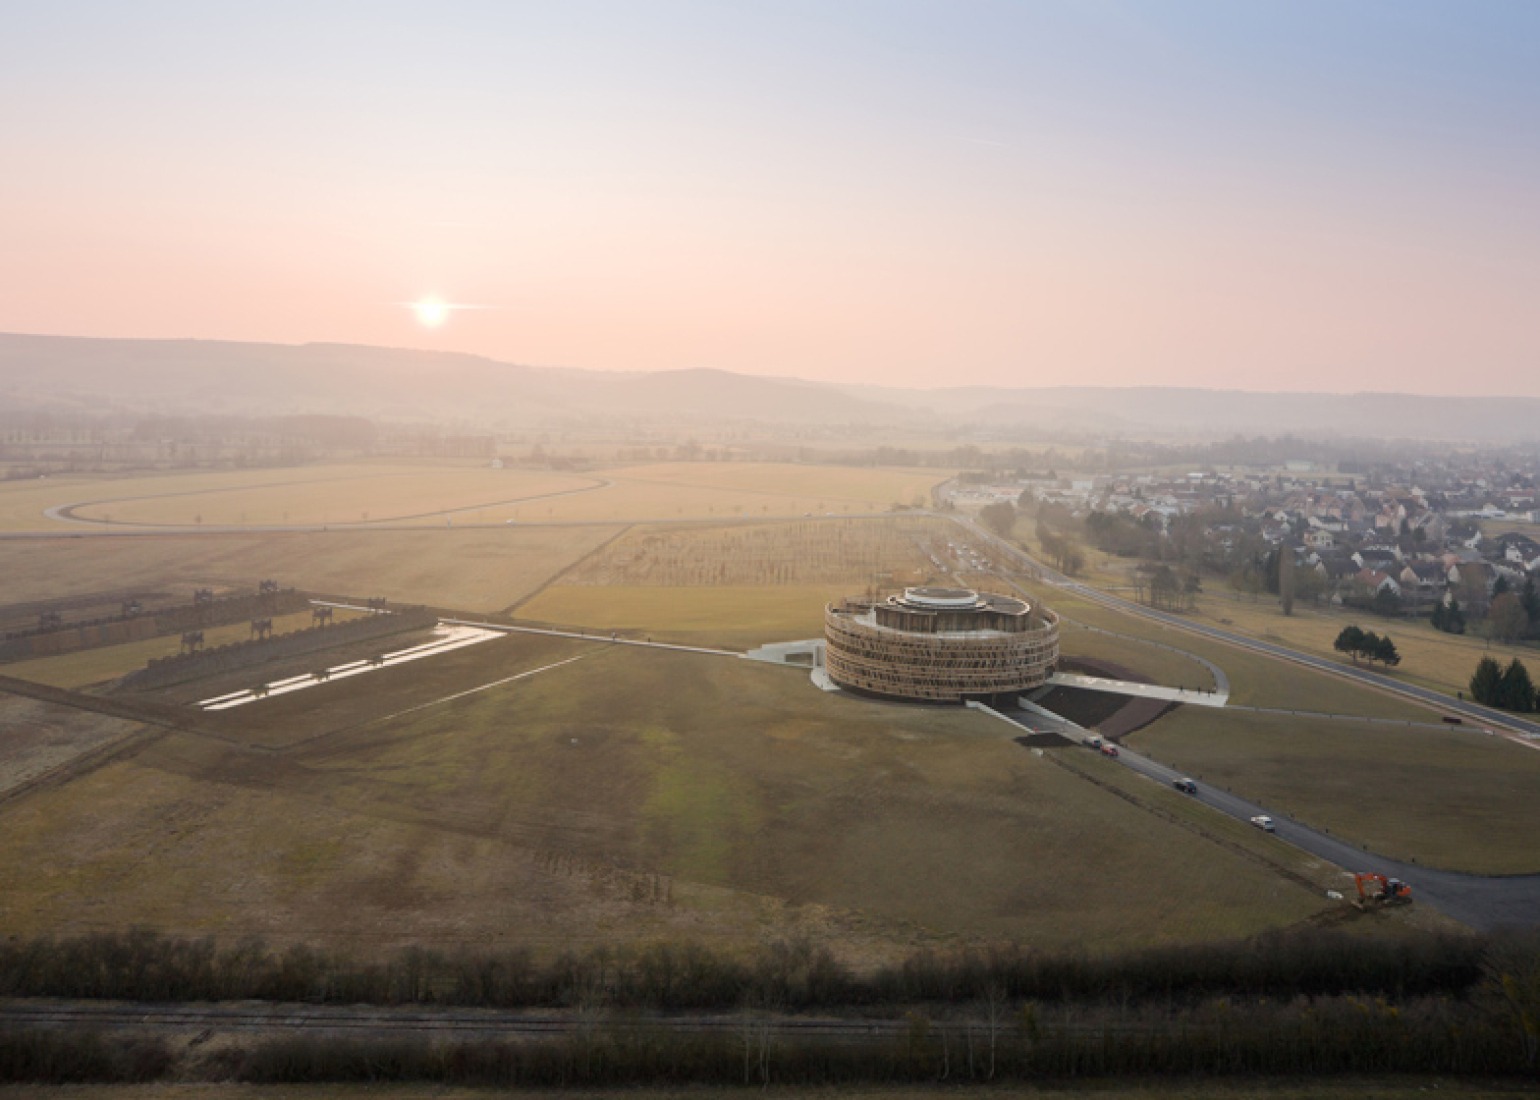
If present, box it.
[3,3,1537,395]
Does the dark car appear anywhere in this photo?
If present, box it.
[1173,778,1197,794]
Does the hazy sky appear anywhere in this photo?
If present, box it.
[3,1,1538,394]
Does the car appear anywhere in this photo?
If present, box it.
[1250,815,1275,832]
[1086,735,1104,749]
[1099,744,1119,758]
[1173,778,1197,794]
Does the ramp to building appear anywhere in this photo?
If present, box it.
[1044,671,1229,707]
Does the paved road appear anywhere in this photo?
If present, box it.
[945,515,1540,929]
[993,704,1540,931]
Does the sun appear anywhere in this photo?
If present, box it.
[412,298,450,327]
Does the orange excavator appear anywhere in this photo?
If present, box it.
[1353,872,1412,907]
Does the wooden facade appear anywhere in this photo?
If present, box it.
[824,587,1059,703]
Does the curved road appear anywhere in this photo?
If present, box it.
[1003,705,1540,931]
[952,515,1540,929]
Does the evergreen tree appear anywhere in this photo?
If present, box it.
[1372,634,1401,667]
[1471,656,1504,706]
[1493,574,1511,598]
[1334,625,1366,663]
[1500,658,1536,713]
[1431,601,1447,632]
[1446,596,1466,635]
[1522,577,1540,635]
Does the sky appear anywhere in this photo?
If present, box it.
[3,1,1538,395]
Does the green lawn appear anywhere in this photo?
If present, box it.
[1129,706,1540,873]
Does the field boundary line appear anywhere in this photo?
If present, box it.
[501,523,633,615]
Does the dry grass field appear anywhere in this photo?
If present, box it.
[0,695,149,798]
[57,464,595,528]
[0,526,620,613]
[506,463,945,524]
[561,517,947,587]
[516,584,852,648]
[10,460,948,531]
[1192,589,1540,700]
[1128,706,1540,874]
[0,642,1332,960]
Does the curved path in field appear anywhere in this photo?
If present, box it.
[40,474,612,531]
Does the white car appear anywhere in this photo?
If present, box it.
[1250,815,1275,832]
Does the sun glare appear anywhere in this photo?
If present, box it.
[413,298,450,327]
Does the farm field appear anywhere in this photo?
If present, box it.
[0,609,357,690]
[0,642,1331,959]
[0,526,619,613]
[1128,706,1540,874]
[519,516,963,647]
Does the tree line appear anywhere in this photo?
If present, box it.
[1332,625,1401,666]
[1471,656,1536,712]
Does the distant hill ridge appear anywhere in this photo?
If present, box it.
[2,332,1537,442]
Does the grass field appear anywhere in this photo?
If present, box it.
[0,526,620,613]
[516,585,850,648]
[0,642,1332,959]
[1193,589,1540,700]
[1128,706,1540,874]
[562,517,947,587]
[1027,586,1436,721]
[1056,625,1218,691]
[1,609,358,690]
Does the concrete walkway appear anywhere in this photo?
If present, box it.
[438,618,740,657]
[1045,672,1229,707]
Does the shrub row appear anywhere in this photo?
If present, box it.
[0,927,1490,1010]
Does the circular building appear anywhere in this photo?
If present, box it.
[823,586,1059,704]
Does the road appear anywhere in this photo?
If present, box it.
[946,514,1540,929]
[997,703,1540,931]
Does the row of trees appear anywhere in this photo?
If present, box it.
[1471,657,1536,713]
[1332,626,1401,666]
